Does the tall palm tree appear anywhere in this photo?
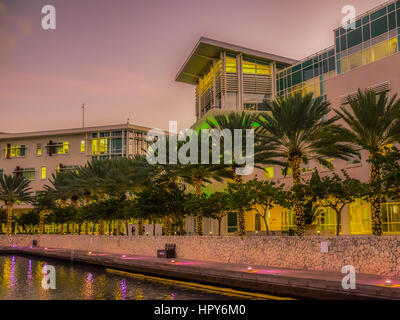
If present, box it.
[336,89,400,235]
[0,174,32,235]
[205,111,257,237]
[32,191,55,235]
[176,164,233,235]
[255,92,357,236]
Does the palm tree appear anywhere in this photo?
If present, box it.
[255,92,357,236]
[336,89,400,235]
[176,164,232,235]
[32,191,55,234]
[205,111,257,237]
[0,174,32,235]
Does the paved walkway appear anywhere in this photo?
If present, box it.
[1,245,399,299]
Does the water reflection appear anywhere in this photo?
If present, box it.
[0,255,235,300]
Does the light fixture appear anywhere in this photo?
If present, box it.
[88,251,92,255]
[247,266,252,270]
[385,279,392,284]
[122,255,126,258]
[171,260,175,263]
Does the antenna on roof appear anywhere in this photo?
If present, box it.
[82,103,85,128]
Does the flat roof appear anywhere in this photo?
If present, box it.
[0,123,153,140]
[175,37,298,85]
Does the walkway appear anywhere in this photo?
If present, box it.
[0,245,399,300]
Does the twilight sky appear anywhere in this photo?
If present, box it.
[0,0,385,133]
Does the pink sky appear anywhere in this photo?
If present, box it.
[0,0,385,133]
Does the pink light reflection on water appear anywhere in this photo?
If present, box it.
[122,257,145,260]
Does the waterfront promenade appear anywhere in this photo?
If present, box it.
[1,244,399,300]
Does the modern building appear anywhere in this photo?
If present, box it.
[177,0,400,236]
[0,123,151,193]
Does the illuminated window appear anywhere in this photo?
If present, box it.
[264,167,274,179]
[5,145,26,159]
[80,140,85,153]
[92,139,98,155]
[281,167,293,176]
[36,144,42,156]
[46,142,69,155]
[225,57,237,73]
[41,167,46,180]
[321,158,334,170]
[92,138,108,155]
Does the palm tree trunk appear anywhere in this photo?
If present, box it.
[39,210,45,235]
[336,209,341,236]
[193,179,205,236]
[289,154,305,236]
[98,219,104,235]
[233,169,246,238]
[138,218,144,235]
[59,224,64,235]
[84,221,89,235]
[370,160,383,236]
[6,202,13,236]
[117,220,122,235]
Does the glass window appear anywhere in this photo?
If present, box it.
[340,35,347,51]
[389,3,395,12]
[36,144,42,156]
[302,65,313,81]
[397,10,400,27]
[349,51,363,70]
[225,57,237,73]
[389,12,396,30]
[328,57,336,71]
[390,37,398,54]
[371,7,387,21]
[41,167,46,180]
[264,167,274,179]
[371,16,388,38]
[363,24,371,41]
[227,212,237,233]
[80,140,85,153]
[373,40,390,61]
[362,15,370,24]
[336,37,340,52]
[292,71,302,85]
[347,28,362,48]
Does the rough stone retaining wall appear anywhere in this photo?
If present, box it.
[1,235,400,277]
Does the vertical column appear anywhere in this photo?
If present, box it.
[212,59,217,109]
[221,52,227,110]
[271,62,277,99]
[237,53,243,110]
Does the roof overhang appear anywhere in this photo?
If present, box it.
[175,37,297,85]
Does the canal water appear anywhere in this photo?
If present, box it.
[0,255,241,300]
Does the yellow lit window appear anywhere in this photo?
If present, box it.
[281,168,293,176]
[36,144,42,156]
[41,167,46,180]
[372,41,390,62]
[80,140,85,153]
[348,51,363,70]
[321,158,334,170]
[243,60,256,74]
[99,138,108,154]
[256,63,271,75]
[389,38,398,54]
[92,139,98,155]
[264,167,274,179]
[62,142,69,154]
[225,57,237,73]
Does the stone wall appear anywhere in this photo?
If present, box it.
[1,235,400,277]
